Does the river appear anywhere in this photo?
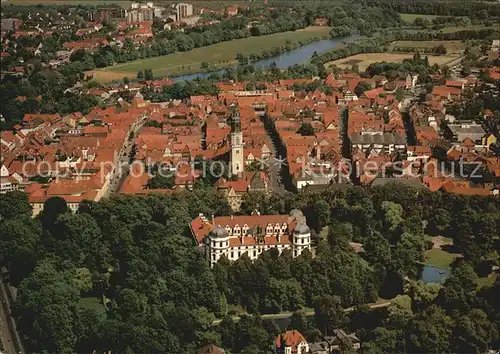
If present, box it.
[171,35,359,82]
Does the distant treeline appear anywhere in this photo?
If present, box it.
[363,0,500,17]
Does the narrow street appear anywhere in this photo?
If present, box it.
[267,138,287,195]
[339,103,350,159]
[0,272,24,354]
[262,115,288,195]
[106,116,147,196]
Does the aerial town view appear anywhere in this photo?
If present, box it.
[0,0,499,353]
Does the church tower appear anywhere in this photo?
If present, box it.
[230,106,244,177]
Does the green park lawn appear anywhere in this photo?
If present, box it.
[94,26,331,82]
[79,297,107,316]
[424,248,458,269]
[478,273,498,288]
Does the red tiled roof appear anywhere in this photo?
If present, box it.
[214,214,289,229]
[362,87,385,99]
[275,330,307,352]
[441,180,491,196]
[432,86,461,98]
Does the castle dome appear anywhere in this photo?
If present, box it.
[289,209,303,218]
[294,223,310,235]
[210,227,229,239]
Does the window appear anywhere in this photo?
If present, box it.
[253,251,256,257]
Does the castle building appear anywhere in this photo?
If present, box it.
[175,2,194,21]
[190,209,312,267]
[230,106,244,177]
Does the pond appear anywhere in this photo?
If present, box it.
[171,34,360,82]
[420,265,451,284]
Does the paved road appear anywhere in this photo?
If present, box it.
[211,300,391,325]
[267,139,287,195]
[0,308,17,354]
[262,115,287,195]
[443,55,465,70]
[106,116,147,196]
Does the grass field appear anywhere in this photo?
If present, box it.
[478,273,498,288]
[325,52,461,71]
[424,248,458,269]
[94,26,331,82]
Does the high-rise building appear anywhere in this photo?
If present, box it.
[125,2,160,23]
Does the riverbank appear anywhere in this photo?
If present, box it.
[94,26,332,82]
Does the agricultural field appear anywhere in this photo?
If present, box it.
[324,52,462,71]
[399,13,443,22]
[94,26,331,82]
[389,40,466,54]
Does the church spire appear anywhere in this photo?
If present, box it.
[231,105,241,133]
[230,105,243,177]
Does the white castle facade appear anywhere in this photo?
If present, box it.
[190,209,312,267]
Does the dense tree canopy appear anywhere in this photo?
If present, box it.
[0,181,499,353]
